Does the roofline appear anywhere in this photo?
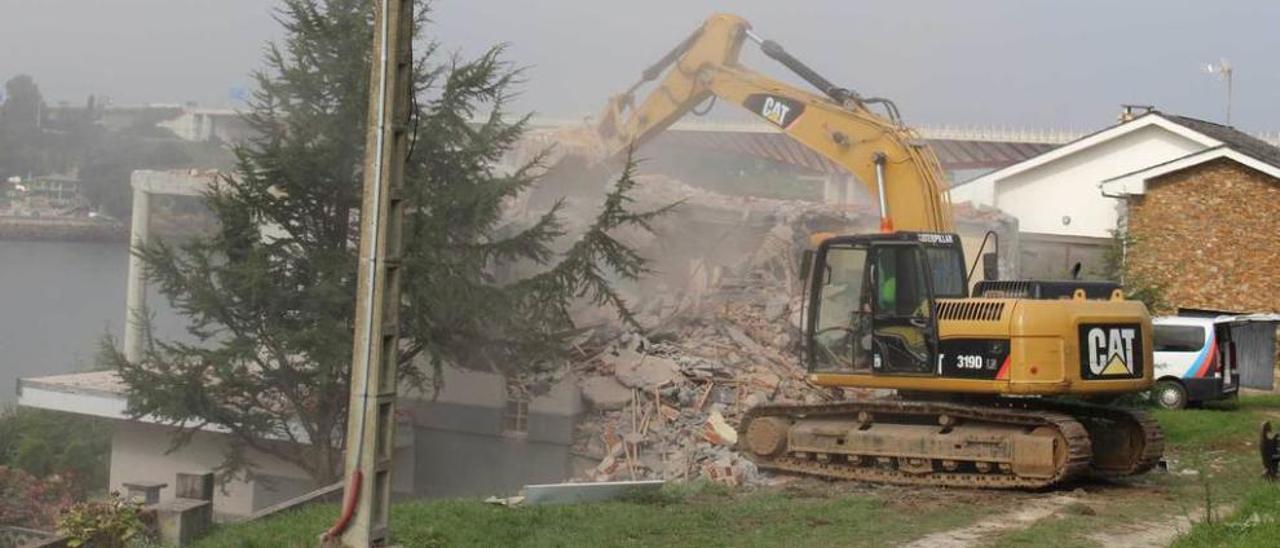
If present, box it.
[1100,146,1280,196]
[17,376,313,444]
[18,378,133,421]
[954,112,1223,189]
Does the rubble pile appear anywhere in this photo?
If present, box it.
[564,175,874,486]
[571,318,836,486]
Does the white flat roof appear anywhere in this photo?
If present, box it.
[17,371,132,421]
[17,371,314,443]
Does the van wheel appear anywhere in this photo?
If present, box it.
[1153,380,1188,410]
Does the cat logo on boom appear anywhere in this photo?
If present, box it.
[744,94,805,129]
[1079,324,1143,379]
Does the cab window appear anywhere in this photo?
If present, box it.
[1154,325,1206,353]
[873,246,929,318]
[923,246,967,298]
[811,245,871,372]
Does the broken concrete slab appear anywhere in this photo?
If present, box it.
[703,409,738,446]
[522,480,666,505]
[484,495,525,507]
[723,324,765,356]
[581,376,633,410]
[614,353,683,389]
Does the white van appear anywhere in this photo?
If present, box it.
[1151,316,1239,409]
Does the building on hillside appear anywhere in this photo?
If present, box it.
[16,366,582,520]
[157,107,252,143]
[1100,141,1280,313]
[948,108,1275,281]
[3,173,87,214]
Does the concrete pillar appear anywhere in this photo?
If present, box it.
[844,178,859,206]
[123,480,166,505]
[823,176,843,205]
[124,186,150,362]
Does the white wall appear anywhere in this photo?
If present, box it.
[109,421,313,518]
[948,178,996,208]
[406,362,583,417]
[995,125,1204,238]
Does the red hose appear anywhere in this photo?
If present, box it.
[323,471,362,541]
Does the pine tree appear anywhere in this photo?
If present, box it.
[101,0,664,486]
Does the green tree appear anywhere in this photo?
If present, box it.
[1104,223,1170,313]
[0,74,42,132]
[0,74,47,178]
[100,0,662,486]
[0,408,110,492]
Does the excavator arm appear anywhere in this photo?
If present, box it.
[594,13,953,232]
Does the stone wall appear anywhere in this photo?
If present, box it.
[1126,158,1280,313]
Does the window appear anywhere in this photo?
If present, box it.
[503,389,530,436]
[812,245,870,372]
[924,246,967,298]
[873,246,929,317]
[1154,325,1206,353]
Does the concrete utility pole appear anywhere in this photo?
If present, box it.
[336,0,413,544]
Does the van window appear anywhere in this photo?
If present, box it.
[1154,325,1205,352]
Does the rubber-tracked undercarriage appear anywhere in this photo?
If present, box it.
[738,398,1163,489]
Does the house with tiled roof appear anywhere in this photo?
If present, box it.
[949,108,1280,287]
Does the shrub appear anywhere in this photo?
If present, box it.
[0,466,77,529]
[56,492,150,548]
[0,408,110,493]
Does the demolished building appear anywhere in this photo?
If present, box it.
[500,125,1020,485]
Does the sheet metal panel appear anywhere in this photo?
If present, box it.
[1231,322,1277,390]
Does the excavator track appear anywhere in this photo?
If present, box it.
[738,399,1093,489]
[738,398,1164,489]
[1022,399,1164,478]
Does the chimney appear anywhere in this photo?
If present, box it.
[1118,104,1155,123]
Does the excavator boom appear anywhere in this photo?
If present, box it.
[596,13,951,232]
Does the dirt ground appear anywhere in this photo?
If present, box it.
[760,414,1262,548]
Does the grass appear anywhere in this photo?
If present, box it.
[195,482,990,548]
[1169,395,1280,547]
[988,514,1100,548]
[196,395,1280,548]
[1174,483,1280,548]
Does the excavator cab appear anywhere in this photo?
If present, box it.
[806,232,967,376]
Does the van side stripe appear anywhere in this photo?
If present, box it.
[1183,333,1217,379]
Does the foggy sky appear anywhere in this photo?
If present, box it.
[3,0,1278,132]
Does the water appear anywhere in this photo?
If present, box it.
[0,240,185,406]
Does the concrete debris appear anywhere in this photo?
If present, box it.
[550,176,883,487]
[522,480,666,505]
[703,410,737,446]
[611,350,683,389]
[580,375,633,411]
[483,495,525,507]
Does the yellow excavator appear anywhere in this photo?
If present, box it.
[570,13,1163,488]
